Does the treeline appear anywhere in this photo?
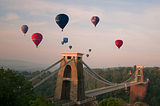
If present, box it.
[17,70,58,96]
[0,68,62,106]
[84,66,136,103]
[18,66,160,106]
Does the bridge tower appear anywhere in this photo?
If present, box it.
[134,66,144,82]
[129,66,148,103]
[54,52,85,101]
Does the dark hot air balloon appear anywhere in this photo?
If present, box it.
[69,45,72,49]
[115,40,123,49]
[21,25,28,35]
[89,49,91,52]
[32,33,43,48]
[86,54,89,57]
[91,16,99,27]
[63,37,68,43]
[61,41,64,45]
[55,14,69,31]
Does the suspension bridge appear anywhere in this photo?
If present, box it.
[29,52,148,106]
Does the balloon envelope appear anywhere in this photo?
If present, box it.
[69,45,72,49]
[32,33,43,48]
[89,49,91,52]
[115,40,123,49]
[86,54,89,57]
[61,41,64,45]
[91,16,100,27]
[21,25,28,34]
[63,37,68,43]
[55,14,69,31]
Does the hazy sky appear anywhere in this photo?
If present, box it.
[1,0,160,68]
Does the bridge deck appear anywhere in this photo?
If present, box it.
[85,82,143,97]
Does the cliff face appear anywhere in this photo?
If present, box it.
[129,83,148,103]
[99,97,149,106]
[122,101,149,106]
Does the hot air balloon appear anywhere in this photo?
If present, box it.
[55,14,69,31]
[69,45,72,49]
[61,41,64,45]
[91,16,99,27]
[32,33,43,48]
[115,40,123,49]
[21,25,28,35]
[89,49,91,52]
[86,54,89,57]
[63,37,68,43]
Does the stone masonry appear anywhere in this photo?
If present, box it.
[54,53,85,101]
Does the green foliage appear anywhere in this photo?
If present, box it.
[142,67,160,106]
[99,97,123,106]
[150,96,158,106]
[29,94,56,106]
[0,68,36,106]
[17,66,160,106]
[20,70,57,96]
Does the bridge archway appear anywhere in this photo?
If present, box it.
[63,65,71,78]
[61,80,71,100]
[134,66,144,82]
[137,69,141,82]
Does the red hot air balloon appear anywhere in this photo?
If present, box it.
[91,16,100,27]
[21,25,28,35]
[115,40,123,49]
[32,33,43,48]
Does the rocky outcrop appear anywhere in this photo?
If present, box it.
[129,83,148,103]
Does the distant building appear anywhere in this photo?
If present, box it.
[128,71,132,75]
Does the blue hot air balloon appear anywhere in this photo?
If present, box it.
[89,49,91,52]
[63,37,68,43]
[55,14,69,31]
[69,45,72,49]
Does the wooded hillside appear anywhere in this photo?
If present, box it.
[18,66,160,106]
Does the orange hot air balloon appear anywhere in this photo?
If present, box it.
[32,33,43,48]
[115,40,123,49]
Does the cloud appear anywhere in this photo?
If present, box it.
[103,5,160,29]
[27,21,47,26]
[2,0,104,22]
[4,13,20,20]
[1,0,160,67]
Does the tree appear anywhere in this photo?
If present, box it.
[150,96,158,106]
[99,97,123,106]
[29,94,57,106]
[122,69,127,76]
[29,94,63,106]
[0,68,36,106]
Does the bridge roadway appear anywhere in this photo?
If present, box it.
[85,81,144,97]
